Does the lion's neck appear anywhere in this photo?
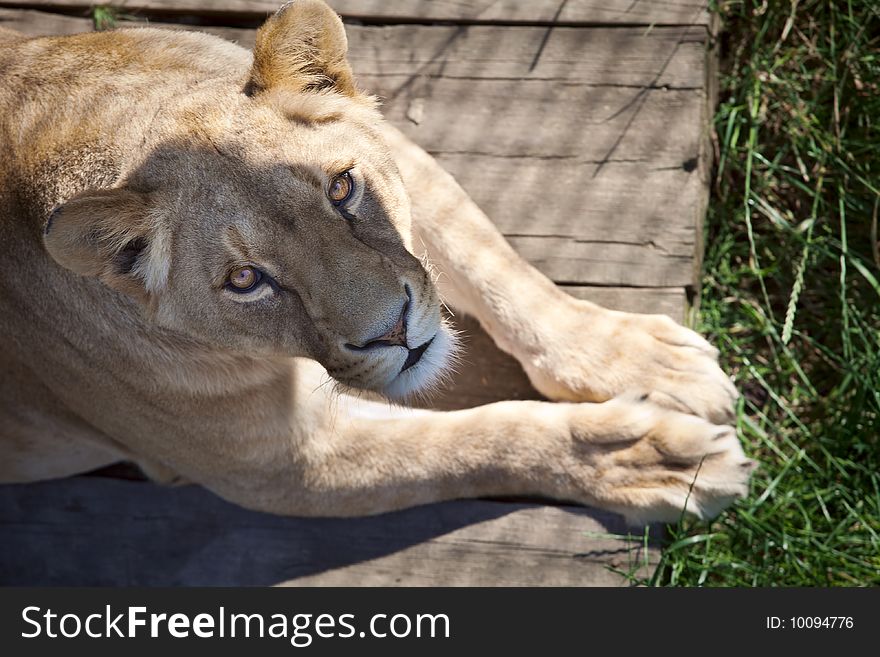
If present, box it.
[129,325,295,398]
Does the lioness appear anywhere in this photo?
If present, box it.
[0,0,752,523]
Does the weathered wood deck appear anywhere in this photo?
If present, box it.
[0,0,716,585]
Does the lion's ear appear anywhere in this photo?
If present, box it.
[43,188,170,301]
[246,0,357,97]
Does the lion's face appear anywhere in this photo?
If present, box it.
[154,94,453,397]
[42,0,455,398]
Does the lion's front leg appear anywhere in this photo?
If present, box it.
[117,359,751,522]
[382,124,737,423]
[224,394,752,524]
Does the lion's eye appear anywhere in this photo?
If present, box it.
[328,171,354,206]
[226,265,263,293]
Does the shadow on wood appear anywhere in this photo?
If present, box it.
[0,478,656,586]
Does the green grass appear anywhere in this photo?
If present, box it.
[641,0,880,586]
[91,6,119,32]
[91,6,140,31]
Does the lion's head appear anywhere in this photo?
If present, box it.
[42,0,456,399]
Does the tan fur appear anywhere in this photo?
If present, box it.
[0,0,753,524]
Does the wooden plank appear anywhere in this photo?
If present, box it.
[567,285,686,318]
[0,4,89,33]
[346,25,708,89]
[371,82,704,161]
[0,1,711,27]
[335,0,711,26]
[122,23,708,90]
[0,477,657,586]
[435,161,703,288]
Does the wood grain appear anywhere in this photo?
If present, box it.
[0,0,711,27]
[347,24,708,89]
[0,478,658,586]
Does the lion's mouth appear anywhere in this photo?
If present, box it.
[381,324,456,400]
[401,337,434,372]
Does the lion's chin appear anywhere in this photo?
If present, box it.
[381,323,458,401]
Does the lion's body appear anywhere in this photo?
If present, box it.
[1,28,298,482]
[0,2,752,523]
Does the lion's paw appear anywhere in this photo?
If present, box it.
[525,305,739,424]
[569,399,755,524]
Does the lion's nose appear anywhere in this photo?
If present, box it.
[346,286,412,350]
[363,300,408,348]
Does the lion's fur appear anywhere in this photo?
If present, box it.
[0,0,752,522]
